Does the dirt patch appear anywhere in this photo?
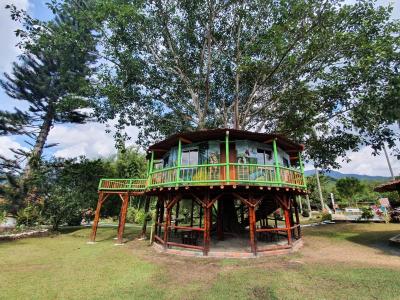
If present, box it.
[299,233,400,269]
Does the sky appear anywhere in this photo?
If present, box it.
[0,0,399,177]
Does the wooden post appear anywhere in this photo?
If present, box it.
[175,200,180,234]
[203,193,210,256]
[293,198,301,238]
[199,206,203,228]
[90,192,104,242]
[217,197,224,240]
[190,199,194,227]
[240,204,244,225]
[284,207,292,245]
[249,205,257,255]
[158,196,164,237]
[203,206,209,256]
[141,196,151,238]
[117,193,129,244]
[273,139,282,184]
[163,200,171,249]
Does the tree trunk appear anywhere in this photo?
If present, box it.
[22,109,54,181]
[21,108,54,202]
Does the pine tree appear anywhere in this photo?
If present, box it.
[0,1,97,181]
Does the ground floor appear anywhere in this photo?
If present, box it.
[1,223,400,299]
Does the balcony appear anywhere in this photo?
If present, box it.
[148,163,305,189]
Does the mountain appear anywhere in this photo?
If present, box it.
[304,170,390,181]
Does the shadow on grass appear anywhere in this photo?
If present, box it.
[305,223,400,256]
[59,225,144,243]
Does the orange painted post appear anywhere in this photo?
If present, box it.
[203,205,209,256]
[163,199,171,249]
[284,207,292,245]
[249,205,257,255]
[293,198,301,238]
[117,193,129,244]
[90,192,104,242]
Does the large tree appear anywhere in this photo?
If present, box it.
[86,0,399,169]
[0,1,97,179]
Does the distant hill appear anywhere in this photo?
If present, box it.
[304,170,390,181]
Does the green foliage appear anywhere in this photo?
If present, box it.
[134,209,146,225]
[16,204,43,226]
[126,207,136,224]
[306,174,334,208]
[0,1,97,182]
[0,210,6,224]
[86,0,400,168]
[32,157,114,230]
[361,207,374,220]
[112,147,147,178]
[336,177,362,201]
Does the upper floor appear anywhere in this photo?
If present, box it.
[99,129,307,192]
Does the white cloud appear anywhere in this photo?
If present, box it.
[0,135,28,158]
[0,0,30,74]
[47,122,140,159]
[336,146,400,177]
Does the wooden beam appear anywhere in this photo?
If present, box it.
[117,193,129,244]
[89,192,104,242]
[179,137,192,144]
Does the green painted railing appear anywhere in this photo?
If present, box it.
[99,163,306,191]
[148,163,306,189]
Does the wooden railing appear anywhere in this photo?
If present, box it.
[98,178,147,191]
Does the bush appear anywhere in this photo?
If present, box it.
[16,204,43,226]
[390,208,400,223]
[321,211,332,222]
[361,207,374,220]
[301,209,310,218]
[0,211,6,224]
[134,210,146,224]
[67,214,82,226]
[126,207,136,223]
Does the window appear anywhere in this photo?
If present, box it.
[153,160,163,170]
[283,157,290,168]
[181,149,198,166]
[257,149,272,165]
[163,155,169,167]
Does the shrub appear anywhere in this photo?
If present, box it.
[301,209,310,218]
[126,207,136,223]
[361,207,374,220]
[321,211,332,222]
[390,208,400,223]
[16,204,43,226]
[67,214,82,226]
[0,211,6,224]
[134,210,146,224]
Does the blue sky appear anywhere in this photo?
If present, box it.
[0,0,399,177]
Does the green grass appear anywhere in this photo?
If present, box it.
[1,223,400,299]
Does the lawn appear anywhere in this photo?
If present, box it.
[1,223,400,300]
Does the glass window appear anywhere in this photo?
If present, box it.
[153,160,163,170]
[257,149,272,165]
[283,157,290,168]
[163,155,169,167]
[181,149,198,166]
